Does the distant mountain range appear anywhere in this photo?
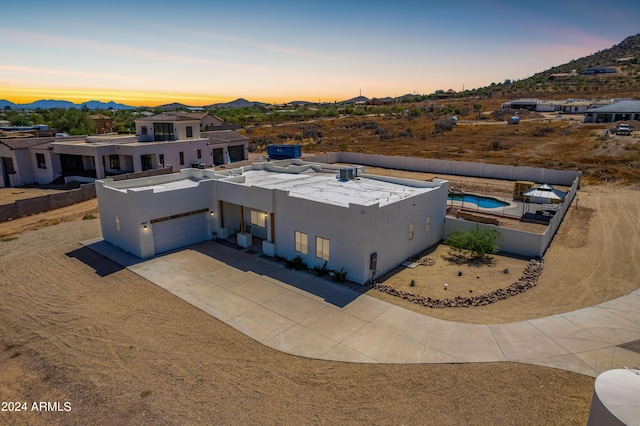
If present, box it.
[0,99,135,110]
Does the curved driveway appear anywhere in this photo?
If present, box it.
[85,238,640,378]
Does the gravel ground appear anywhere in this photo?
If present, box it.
[3,181,638,424]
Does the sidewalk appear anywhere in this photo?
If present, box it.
[83,238,640,377]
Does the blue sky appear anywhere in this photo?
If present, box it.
[1,0,638,105]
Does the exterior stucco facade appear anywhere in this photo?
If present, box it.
[96,160,448,284]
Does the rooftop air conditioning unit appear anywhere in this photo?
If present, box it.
[338,167,356,181]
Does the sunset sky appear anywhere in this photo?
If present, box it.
[1,0,639,106]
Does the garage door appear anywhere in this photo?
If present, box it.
[228,145,245,162]
[152,212,209,254]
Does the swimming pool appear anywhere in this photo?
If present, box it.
[447,194,509,209]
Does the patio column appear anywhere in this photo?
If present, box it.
[269,213,275,243]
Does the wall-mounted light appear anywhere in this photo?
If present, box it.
[143,225,147,230]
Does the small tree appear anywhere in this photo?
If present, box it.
[473,103,483,119]
[445,225,500,260]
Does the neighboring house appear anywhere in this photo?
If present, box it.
[188,112,225,130]
[583,68,615,75]
[95,160,449,284]
[89,114,116,134]
[202,130,249,165]
[558,99,617,114]
[501,99,555,112]
[0,136,85,187]
[583,100,640,123]
[0,113,249,187]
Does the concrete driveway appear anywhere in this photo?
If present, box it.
[84,238,640,378]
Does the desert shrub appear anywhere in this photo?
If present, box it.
[345,121,379,130]
[313,261,329,277]
[301,125,322,140]
[374,128,393,140]
[332,268,347,283]
[433,118,457,134]
[249,136,272,152]
[398,129,413,138]
[285,255,307,270]
[445,225,500,260]
[489,140,502,150]
[533,126,554,136]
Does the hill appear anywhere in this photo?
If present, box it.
[465,34,640,99]
[208,98,257,108]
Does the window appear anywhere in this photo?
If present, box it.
[109,155,120,170]
[153,122,174,141]
[409,223,414,240]
[115,216,120,232]
[250,210,266,227]
[186,126,193,138]
[159,154,164,166]
[197,149,202,159]
[179,151,184,165]
[295,231,308,254]
[141,126,148,135]
[425,216,431,232]
[315,236,330,261]
[36,153,46,169]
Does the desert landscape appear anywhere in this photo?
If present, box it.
[1,162,639,425]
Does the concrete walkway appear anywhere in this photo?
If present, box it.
[83,238,640,378]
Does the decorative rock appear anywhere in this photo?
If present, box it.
[368,259,544,308]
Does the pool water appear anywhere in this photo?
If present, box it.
[447,194,509,209]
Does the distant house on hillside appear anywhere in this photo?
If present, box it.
[582,67,615,75]
[583,100,640,123]
[89,114,115,134]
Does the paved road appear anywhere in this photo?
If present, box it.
[84,238,640,377]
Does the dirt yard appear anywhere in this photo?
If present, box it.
[0,187,75,205]
[376,244,530,300]
[0,216,592,426]
[1,179,639,424]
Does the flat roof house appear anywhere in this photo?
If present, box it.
[0,114,249,187]
[95,160,449,284]
[0,136,86,187]
[583,100,640,123]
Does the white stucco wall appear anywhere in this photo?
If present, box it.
[31,149,58,184]
[96,174,216,257]
[135,119,200,142]
[272,181,447,284]
[0,147,35,186]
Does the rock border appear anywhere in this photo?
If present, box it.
[368,259,543,308]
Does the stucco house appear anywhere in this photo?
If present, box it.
[583,100,640,123]
[89,114,116,134]
[95,160,448,284]
[203,130,249,165]
[0,114,249,187]
[0,136,86,187]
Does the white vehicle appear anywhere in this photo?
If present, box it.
[612,123,633,135]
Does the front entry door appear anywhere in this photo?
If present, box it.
[141,154,152,171]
